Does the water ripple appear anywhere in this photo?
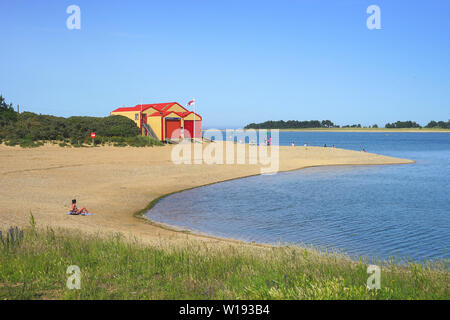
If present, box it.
[147,132,450,261]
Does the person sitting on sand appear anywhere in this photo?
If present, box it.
[70,199,89,215]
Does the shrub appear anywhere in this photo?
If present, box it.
[0,95,164,148]
[19,139,44,148]
[5,139,19,146]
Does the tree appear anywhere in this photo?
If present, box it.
[245,120,336,129]
[436,120,450,129]
[385,121,421,129]
[0,95,18,127]
[425,121,438,128]
[321,120,335,128]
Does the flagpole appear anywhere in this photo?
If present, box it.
[193,99,196,142]
[140,98,143,136]
[187,98,196,142]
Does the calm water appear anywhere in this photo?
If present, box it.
[147,132,450,262]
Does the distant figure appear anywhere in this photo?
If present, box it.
[332,145,336,148]
[324,144,327,148]
[361,148,366,152]
[70,199,89,215]
[291,141,295,147]
[304,143,308,147]
[180,127,184,139]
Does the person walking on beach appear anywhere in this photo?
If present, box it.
[70,199,89,215]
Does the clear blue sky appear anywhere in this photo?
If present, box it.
[1,0,449,128]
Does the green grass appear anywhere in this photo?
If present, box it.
[1,226,448,300]
[3,138,44,148]
[1,136,163,148]
[94,136,164,147]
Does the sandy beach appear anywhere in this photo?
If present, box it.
[0,143,414,245]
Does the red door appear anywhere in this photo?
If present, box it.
[141,114,148,136]
[165,119,181,140]
[184,120,202,138]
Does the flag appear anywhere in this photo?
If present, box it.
[187,99,195,107]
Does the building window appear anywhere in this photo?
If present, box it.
[135,113,139,120]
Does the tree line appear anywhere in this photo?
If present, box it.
[245,119,450,129]
[245,120,337,129]
[0,95,161,147]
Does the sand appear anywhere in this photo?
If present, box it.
[0,143,414,245]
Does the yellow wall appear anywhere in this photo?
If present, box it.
[111,110,163,139]
[110,111,140,127]
[147,116,162,140]
[183,113,201,121]
[166,103,187,113]
[142,107,160,116]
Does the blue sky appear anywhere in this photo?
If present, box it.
[1,0,449,128]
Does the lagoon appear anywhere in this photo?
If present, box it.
[146,132,450,262]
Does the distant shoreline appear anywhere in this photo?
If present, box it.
[278,128,450,132]
[205,128,450,133]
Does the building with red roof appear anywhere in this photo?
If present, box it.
[110,102,202,141]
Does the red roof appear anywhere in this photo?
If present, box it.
[148,110,202,120]
[111,102,188,113]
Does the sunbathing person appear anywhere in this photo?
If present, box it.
[70,199,89,215]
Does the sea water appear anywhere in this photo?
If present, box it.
[146,132,450,262]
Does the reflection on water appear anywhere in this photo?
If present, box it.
[147,133,450,262]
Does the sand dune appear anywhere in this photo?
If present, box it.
[0,143,413,245]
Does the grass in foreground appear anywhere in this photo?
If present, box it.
[0,226,448,300]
